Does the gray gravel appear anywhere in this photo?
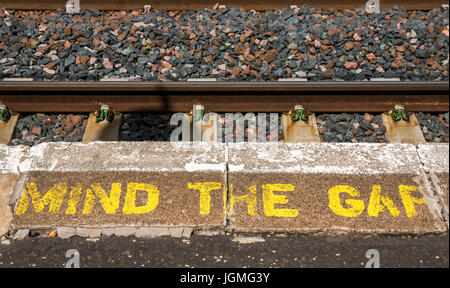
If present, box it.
[119,113,284,142]
[8,112,448,145]
[8,113,87,146]
[0,6,448,81]
[119,112,388,143]
[417,112,449,143]
[317,113,387,142]
[120,113,175,141]
[217,113,284,143]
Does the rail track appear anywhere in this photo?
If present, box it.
[0,81,448,113]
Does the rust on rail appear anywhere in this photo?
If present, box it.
[0,81,448,113]
[0,0,446,10]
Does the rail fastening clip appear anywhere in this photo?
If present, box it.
[290,105,308,122]
[95,105,114,122]
[0,105,11,122]
[391,105,410,122]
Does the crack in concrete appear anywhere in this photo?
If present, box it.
[15,147,30,175]
[224,142,230,233]
[414,145,449,230]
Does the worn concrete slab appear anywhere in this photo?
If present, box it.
[11,142,227,230]
[417,143,449,227]
[0,145,28,236]
[227,142,446,234]
[0,145,28,175]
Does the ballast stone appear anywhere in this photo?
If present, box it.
[227,142,446,234]
[12,142,227,230]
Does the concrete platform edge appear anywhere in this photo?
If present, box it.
[1,142,449,238]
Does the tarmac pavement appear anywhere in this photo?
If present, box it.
[0,233,448,268]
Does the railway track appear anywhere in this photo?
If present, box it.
[0,81,448,113]
[1,80,447,145]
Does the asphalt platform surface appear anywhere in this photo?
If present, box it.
[0,233,448,268]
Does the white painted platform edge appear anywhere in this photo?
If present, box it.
[227,142,423,175]
[0,145,29,175]
[1,142,448,175]
[11,142,227,173]
[417,143,449,174]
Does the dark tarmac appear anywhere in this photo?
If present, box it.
[0,233,448,268]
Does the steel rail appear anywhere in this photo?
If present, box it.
[0,0,446,10]
[0,81,448,113]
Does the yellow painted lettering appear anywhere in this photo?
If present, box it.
[399,185,424,217]
[15,182,67,215]
[82,183,121,215]
[188,182,222,215]
[328,185,365,217]
[65,183,83,215]
[228,184,257,216]
[262,184,298,217]
[123,183,159,214]
[368,185,400,217]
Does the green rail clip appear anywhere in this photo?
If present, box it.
[95,108,114,122]
[0,108,11,122]
[391,108,410,121]
[290,108,308,121]
[193,108,205,121]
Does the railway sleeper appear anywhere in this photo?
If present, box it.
[382,105,426,145]
[0,105,19,144]
[82,105,122,143]
[282,105,320,143]
[191,105,219,142]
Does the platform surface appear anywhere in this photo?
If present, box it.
[0,142,447,237]
[227,142,446,234]
[11,142,227,230]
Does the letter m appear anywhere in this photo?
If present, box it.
[15,182,67,215]
[237,274,247,282]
